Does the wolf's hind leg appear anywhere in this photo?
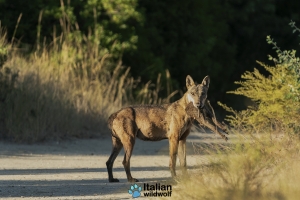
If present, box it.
[106,136,123,182]
[122,136,138,182]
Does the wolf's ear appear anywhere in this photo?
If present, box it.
[186,75,195,89]
[202,75,210,88]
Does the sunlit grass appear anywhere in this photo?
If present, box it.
[174,131,300,200]
[0,21,174,142]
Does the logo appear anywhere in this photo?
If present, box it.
[128,184,142,198]
[127,183,172,198]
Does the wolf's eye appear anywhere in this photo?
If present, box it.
[191,92,194,95]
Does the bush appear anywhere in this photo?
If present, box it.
[218,21,300,135]
[174,22,300,200]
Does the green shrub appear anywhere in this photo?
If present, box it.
[218,22,300,135]
[219,61,300,134]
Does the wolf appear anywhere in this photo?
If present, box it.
[106,75,210,182]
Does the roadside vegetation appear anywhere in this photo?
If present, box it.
[0,11,175,143]
[174,23,300,200]
[1,1,300,199]
[1,1,299,112]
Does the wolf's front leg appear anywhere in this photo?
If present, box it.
[169,136,179,178]
[178,139,187,174]
[178,128,191,175]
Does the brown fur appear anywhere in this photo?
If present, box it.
[106,75,210,182]
[185,101,228,141]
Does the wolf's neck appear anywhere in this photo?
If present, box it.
[175,93,190,108]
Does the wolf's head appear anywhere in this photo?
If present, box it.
[186,75,210,109]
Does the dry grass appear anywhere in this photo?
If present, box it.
[0,21,175,143]
[173,130,300,200]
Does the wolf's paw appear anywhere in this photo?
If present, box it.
[128,178,139,182]
[128,184,142,198]
[109,178,119,182]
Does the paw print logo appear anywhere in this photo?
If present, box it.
[128,184,142,198]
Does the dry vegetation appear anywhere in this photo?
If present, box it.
[0,19,175,143]
[174,132,300,200]
[173,24,300,200]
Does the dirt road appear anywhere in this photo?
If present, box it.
[0,131,225,199]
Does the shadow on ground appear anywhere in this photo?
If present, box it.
[0,166,182,197]
[0,165,204,176]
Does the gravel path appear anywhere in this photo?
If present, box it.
[0,131,226,199]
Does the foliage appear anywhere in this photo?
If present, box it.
[0,0,142,59]
[219,61,300,133]
[126,0,236,89]
[1,0,300,107]
[218,22,300,134]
